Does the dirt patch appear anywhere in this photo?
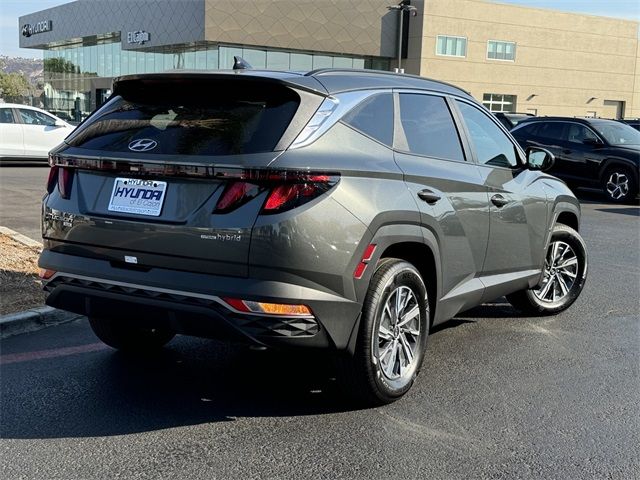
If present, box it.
[0,234,46,315]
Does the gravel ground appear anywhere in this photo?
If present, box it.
[0,234,45,315]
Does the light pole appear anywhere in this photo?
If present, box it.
[387,1,418,73]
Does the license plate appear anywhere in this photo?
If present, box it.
[108,178,167,216]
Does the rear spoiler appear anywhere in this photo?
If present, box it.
[112,71,329,98]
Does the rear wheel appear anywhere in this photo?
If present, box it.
[603,166,637,203]
[89,316,175,352]
[507,224,587,315]
[340,259,429,405]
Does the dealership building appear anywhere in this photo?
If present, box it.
[18,0,640,120]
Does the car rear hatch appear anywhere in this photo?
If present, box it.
[44,72,326,277]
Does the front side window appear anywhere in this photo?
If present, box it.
[398,94,465,161]
[0,108,15,124]
[487,41,516,61]
[436,35,467,57]
[483,94,517,113]
[457,101,519,168]
[565,124,599,144]
[18,109,56,126]
[342,93,394,147]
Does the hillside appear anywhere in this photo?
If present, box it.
[0,56,43,86]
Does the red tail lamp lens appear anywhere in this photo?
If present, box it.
[58,167,74,199]
[214,182,260,212]
[262,176,335,213]
[46,166,59,193]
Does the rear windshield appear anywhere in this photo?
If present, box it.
[65,78,300,155]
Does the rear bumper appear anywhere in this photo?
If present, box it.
[39,250,361,350]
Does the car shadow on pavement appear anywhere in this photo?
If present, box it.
[1,300,525,440]
[595,207,639,216]
[0,333,368,439]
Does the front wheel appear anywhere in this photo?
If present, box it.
[340,259,429,405]
[603,166,638,204]
[507,224,587,315]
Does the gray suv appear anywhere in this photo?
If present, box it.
[39,68,587,405]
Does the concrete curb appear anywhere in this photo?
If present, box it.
[1,226,77,338]
[0,226,42,248]
[0,307,83,339]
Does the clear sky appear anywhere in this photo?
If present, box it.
[1,0,639,59]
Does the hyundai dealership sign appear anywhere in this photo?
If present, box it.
[21,20,52,37]
[127,30,150,45]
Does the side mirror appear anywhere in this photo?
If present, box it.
[526,147,555,172]
[582,137,602,147]
[54,119,66,127]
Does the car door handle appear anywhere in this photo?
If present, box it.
[417,189,441,204]
[491,194,510,208]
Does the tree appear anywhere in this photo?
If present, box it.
[44,57,79,74]
[0,72,30,97]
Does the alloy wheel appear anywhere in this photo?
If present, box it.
[374,285,421,380]
[606,172,629,200]
[533,240,578,303]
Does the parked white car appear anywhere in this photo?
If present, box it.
[0,104,75,161]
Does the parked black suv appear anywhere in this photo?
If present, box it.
[39,69,587,404]
[511,117,640,203]
[493,112,534,130]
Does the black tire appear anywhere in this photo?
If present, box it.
[602,166,638,204]
[340,259,429,406]
[507,224,587,315]
[88,316,175,352]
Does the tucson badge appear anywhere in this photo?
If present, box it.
[128,138,157,152]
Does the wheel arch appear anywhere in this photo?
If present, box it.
[346,225,441,354]
[598,158,639,184]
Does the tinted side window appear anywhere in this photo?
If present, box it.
[342,93,393,146]
[456,101,519,168]
[536,122,565,141]
[514,122,539,136]
[0,108,16,124]
[398,94,464,161]
[566,124,598,144]
[19,109,56,126]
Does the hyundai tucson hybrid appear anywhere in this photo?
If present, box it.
[511,117,640,203]
[39,68,587,404]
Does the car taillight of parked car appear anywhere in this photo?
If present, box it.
[46,162,74,200]
[213,170,339,215]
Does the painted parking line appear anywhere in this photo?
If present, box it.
[0,342,109,366]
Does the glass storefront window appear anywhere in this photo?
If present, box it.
[267,51,289,70]
[219,46,243,70]
[42,40,389,124]
[206,48,219,69]
[290,53,312,70]
[241,48,267,68]
[333,56,353,68]
[312,55,332,68]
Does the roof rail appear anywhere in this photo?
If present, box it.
[304,68,471,96]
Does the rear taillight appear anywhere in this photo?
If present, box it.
[46,166,59,194]
[213,170,338,214]
[214,182,261,213]
[57,167,74,199]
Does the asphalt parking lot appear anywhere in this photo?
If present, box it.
[0,166,639,479]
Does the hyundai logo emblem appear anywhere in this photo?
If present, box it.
[21,25,32,37]
[128,138,158,152]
